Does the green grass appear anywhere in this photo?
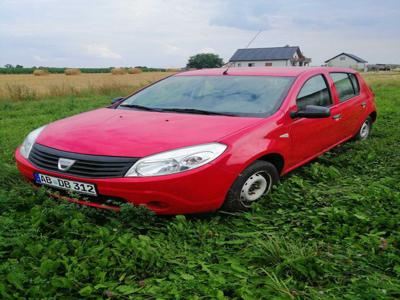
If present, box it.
[0,78,399,299]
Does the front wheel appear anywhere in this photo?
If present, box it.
[220,160,279,213]
[355,117,372,141]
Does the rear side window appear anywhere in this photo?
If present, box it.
[297,75,332,110]
[348,73,360,94]
[330,72,359,102]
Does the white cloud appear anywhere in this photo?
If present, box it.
[84,44,121,60]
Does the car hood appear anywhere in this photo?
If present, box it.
[36,108,262,157]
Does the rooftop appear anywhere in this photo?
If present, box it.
[229,46,301,62]
[325,53,368,63]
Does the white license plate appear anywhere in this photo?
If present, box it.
[34,173,97,196]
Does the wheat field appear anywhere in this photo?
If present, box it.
[0,72,175,101]
[1,70,398,102]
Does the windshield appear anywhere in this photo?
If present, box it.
[119,75,295,117]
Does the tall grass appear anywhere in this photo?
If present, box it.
[0,72,175,101]
[4,84,38,101]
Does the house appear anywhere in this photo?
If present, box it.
[229,46,311,67]
[325,53,367,71]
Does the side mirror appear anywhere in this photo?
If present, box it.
[111,97,124,105]
[290,105,331,119]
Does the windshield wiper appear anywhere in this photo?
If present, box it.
[119,105,236,116]
[119,104,163,112]
[161,108,236,116]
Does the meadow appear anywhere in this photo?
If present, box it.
[0,72,399,299]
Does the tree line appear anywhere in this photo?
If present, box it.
[1,53,226,74]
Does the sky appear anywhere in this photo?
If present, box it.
[0,0,399,68]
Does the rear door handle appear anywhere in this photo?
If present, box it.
[332,114,342,120]
[361,101,367,108]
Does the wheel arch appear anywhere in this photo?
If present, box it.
[256,152,285,175]
[369,111,377,123]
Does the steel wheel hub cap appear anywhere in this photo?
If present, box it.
[240,171,271,206]
[360,121,370,139]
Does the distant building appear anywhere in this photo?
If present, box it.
[325,53,367,71]
[367,64,391,71]
[229,46,311,67]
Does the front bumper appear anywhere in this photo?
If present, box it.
[15,149,236,215]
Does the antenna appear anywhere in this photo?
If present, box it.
[223,30,263,75]
[245,30,262,48]
[222,62,232,75]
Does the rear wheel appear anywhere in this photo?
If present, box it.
[220,160,279,213]
[355,117,372,140]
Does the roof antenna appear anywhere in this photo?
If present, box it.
[222,62,232,75]
[223,30,263,75]
[245,30,262,48]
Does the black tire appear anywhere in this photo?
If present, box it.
[355,116,372,141]
[220,160,280,213]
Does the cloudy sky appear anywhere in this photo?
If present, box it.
[1,0,399,68]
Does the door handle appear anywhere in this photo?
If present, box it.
[332,114,342,120]
[361,101,367,108]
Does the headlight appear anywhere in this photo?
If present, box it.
[125,143,227,177]
[20,126,47,159]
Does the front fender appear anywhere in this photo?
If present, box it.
[218,119,290,177]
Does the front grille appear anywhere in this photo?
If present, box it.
[29,143,139,178]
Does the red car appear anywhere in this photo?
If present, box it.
[15,67,376,214]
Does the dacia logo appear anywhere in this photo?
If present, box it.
[58,158,76,171]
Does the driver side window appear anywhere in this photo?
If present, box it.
[297,75,332,110]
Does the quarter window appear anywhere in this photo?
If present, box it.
[330,72,359,102]
[296,75,332,110]
[348,73,360,94]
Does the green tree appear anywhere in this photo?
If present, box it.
[186,53,224,69]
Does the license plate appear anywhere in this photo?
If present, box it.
[34,173,97,196]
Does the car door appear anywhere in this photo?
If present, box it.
[287,73,341,168]
[329,72,365,138]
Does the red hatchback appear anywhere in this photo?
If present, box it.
[15,67,376,214]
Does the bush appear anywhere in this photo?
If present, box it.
[64,68,81,76]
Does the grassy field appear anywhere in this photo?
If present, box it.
[0,72,175,101]
[0,72,399,299]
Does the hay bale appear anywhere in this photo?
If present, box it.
[128,67,142,74]
[33,69,49,76]
[64,68,81,75]
[111,68,127,75]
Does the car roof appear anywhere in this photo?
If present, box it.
[176,67,357,77]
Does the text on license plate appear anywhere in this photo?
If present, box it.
[34,173,97,196]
